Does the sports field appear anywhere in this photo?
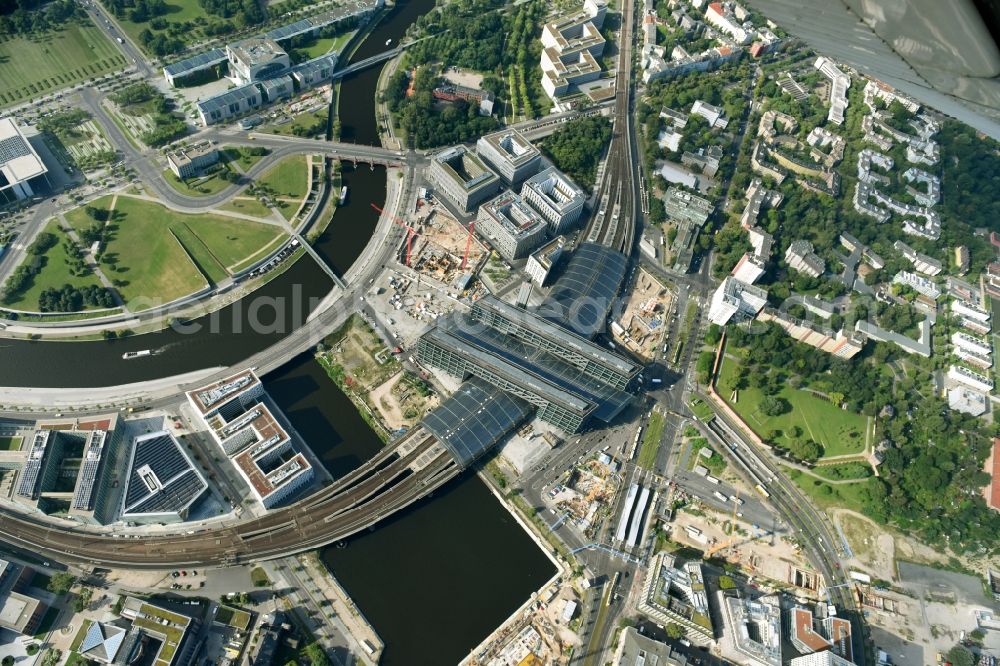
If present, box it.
[1,222,105,310]
[104,197,284,305]
[718,355,870,458]
[0,21,126,107]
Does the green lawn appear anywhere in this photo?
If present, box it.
[2,222,105,310]
[222,146,269,172]
[637,410,665,470]
[688,438,726,476]
[258,155,309,199]
[785,466,875,515]
[219,197,274,218]
[106,197,283,301]
[0,436,23,451]
[64,195,114,237]
[0,21,126,107]
[718,355,869,458]
[293,32,353,61]
[688,397,714,421]
[162,166,235,197]
[260,110,328,138]
[250,566,271,587]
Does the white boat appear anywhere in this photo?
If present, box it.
[385,38,392,46]
[122,350,152,360]
[339,186,348,204]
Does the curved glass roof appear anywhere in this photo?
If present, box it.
[539,243,628,339]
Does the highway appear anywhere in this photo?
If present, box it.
[0,428,461,568]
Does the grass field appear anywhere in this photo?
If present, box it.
[218,197,273,218]
[261,110,329,139]
[0,21,126,107]
[2,222,105,310]
[222,146,269,172]
[785,466,874,515]
[637,411,665,470]
[106,197,283,302]
[162,166,235,197]
[257,155,310,221]
[64,195,114,236]
[718,356,869,458]
[0,436,23,451]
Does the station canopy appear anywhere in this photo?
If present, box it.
[538,242,628,339]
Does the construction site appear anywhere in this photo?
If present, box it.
[611,268,676,361]
[391,197,490,293]
[547,456,622,537]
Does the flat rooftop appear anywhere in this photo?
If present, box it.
[432,146,499,192]
[187,369,261,415]
[228,38,287,66]
[524,167,584,211]
[0,591,40,633]
[121,596,191,666]
[792,607,831,652]
[0,117,47,188]
[234,449,311,500]
[122,431,207,517]
[480,191,547,238]
[166,142,216,169]
[480,129,540,164]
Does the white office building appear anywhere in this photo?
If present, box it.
[226,38,290,84]
[476,129,542,185]
[521,167,586,234]
[427,145,501,212]
[708,276,767,325]
[476,190,549,261]
[0,118,48,202]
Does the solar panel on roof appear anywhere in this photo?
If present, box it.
[163,49,227,77]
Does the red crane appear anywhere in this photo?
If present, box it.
[461,221,474,270]
[371,202,420,266]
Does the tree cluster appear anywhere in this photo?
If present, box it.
[538,115,612,191]
[0,0,83,36]
[196,0,265,28]
[39,284,116,312]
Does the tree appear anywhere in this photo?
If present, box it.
[303,643,331,666]
[718,575,736,590]
[47,572,76,595]
[3,656,15,666]
[947,646,974,666]
[759,395,789,417]
[665,623,685,639]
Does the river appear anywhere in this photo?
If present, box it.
[265,353,555,666]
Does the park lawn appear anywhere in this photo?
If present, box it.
[0,436,23,451]
[261,110,328,138]
[688,397,714,421]
[0,21,126,107]
[637,410,665,470]
[718,356,869,458]
[182,215,283,270]
[258,155,309,199]
[162,166,235,197]
[223,147,268,172]
[2,222,105,310]
[229,233,289,273]
[102,197,208,307]
[169,224,228,284]
[218,197,274,218]
[295,32,353,61]
[107,0,208,51]
[64,195,115,237]
[785,466,875,516]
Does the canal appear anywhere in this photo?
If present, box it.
[266,353,556,666]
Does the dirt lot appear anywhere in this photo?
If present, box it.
[612,268,675,360]
[369,370,438,430]
[321,314,401,392]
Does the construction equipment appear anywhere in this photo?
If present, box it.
[371,202,420,266]
[461,221,475,270]
[704,487,742,558]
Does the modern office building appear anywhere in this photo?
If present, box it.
[724,595,782,666]
[613,627,690,665]
[258,74,295,103]
[79,622,128,663]
[427,145,501,212]
[521,167,586,234]
[539,0,607,101]
[790,652,854,666]
[0,558,47,636]
[196,83,263,126]
[120,431,208,524]
[708,276,767,325]
[186,369,265,422]
[166,141,219,179]
[636,552,714,642]
[227,38,290,84]
[791,607,833,654]
[118,596,197,666]
[476,129,542,185]
[0,117,48,202]
[814,56,850,124]
[476,190,549,260]
[417,295,637,433]
[525,235,566,286]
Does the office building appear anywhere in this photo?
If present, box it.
[785,240,825,277]
[226,38,290,84]
[166,141,219,179]
[791,607,832,654]
[790,652,854,666]
[119,596,197,666]
[690,99,728,128]
[196,83,262,126]
[525,235,566,286]
[186,369,265,421]
[79,622,128,663]
[0,117,48,202]
[476,190,549,260]
[540,0,607,101]
[0,559,46,636]
[637,552,714,642]
[476,129,542,185]
[433,83,494,115]
[814,56,850,124]
[613,627,690,665]
[708,276,767,325]
[121,431,208,524]
[724,595,782,666]
[427,145,501,212]
[521,167,586,234]
[663,187,713,226]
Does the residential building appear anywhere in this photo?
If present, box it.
[521,167,586,234]
[790,607,831,654]
[681,145,723,176]
[731,252,767,284]
[525,235,566,286]
[790,652,854,666]
[785,240,825,277]
[663,187,713,226]
[0,117,48,202]
[814,56,850,124]
[740,178,782,229]
[540,0,607,101]
[642,43,741,83]
[690,99,728,128]
[757,309,865,358]
[986,440,1000,513]
[476,190,549,260]
[708,276,767,325]
[476,129,542,185]
[704,1,751,43]
[825,616,853,662]
[427,145,501,212]
[893,240,942,276]
[948,365,994,392]
[613,627,689,665]
[952,299,990,323]
[226,38,290,84]
[186,369,264,421]
[955,245,970,275]
[166,141,219,179]
[953,332,992,357]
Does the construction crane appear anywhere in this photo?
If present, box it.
[461,221,475,270]
[704,487,743,558]
[371,202,420,266]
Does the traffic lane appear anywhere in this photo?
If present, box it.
[673,469,774,527]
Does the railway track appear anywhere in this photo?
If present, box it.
[580,0,638,255]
